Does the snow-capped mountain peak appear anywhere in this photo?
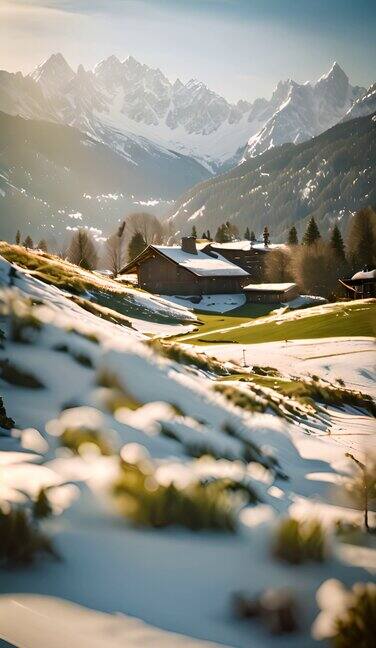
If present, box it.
[243,62,366,159]
[1,55,373,171]
[30,52,75,97]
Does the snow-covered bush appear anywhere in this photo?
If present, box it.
[273,517,327,564]
[60,427,113,456]
[112,445,247,531]
[0,290,41,344]
[313,580,376,647]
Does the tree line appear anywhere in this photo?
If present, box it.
[14,206,376,294]
[264,207,376,298]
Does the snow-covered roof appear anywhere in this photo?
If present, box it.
[210,241,286,252]
[244,282,297,292]
[153,245,249,277]
[351,269,376,280]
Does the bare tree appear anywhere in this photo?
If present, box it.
[104,221,127,276]
[265,248,293,283]
[37,239,48,252]
[67,229,98,270]
[123,212,163,250]
[345,452,375,533]
[291,241,346,298]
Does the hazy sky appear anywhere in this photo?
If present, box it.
[1,0,376,102]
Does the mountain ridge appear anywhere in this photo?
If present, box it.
[168,111,376,241]
[0,54,372,173]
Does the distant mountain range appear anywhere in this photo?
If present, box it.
[168,112,376,241]
[1,54,374,174]
[0,54,375,243]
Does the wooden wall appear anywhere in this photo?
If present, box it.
[137,253,246,294]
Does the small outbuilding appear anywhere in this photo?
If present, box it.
[120,237,249,295]
[244,282,299,304]
[339,269,376,299]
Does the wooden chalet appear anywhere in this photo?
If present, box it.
[339,269,376,300]
[121,237,249,295]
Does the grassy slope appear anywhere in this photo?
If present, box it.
[0,242,193,325]
[174,300,376,345]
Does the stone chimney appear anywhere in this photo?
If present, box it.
[181,236,197,255]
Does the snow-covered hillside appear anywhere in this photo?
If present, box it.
[0,254,375,648]
[0,55,371,171]
[343,82,376,122]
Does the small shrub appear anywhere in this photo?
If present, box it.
[60,426,113,455]
[215,383,266,413]
[53,342,94,368]
[345,452,375,533]
[0,291,41,344]
[72,351,93,368]
[252,366,280,377]
[149,340,239,376]
[32,488,53,520]
[0,359,44,389]
[0,396,15,430]
[285,378,376,417]
[96,369,141,413]
[332,583,376,648]
[0,504,57,567]
[113,455,244,531]
[222,422,287,480]
[273,517,327,564]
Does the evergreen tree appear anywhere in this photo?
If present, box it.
[206,230,211,241]
[191,225,197,238]
[302,217,321,246]
[330,224,345,258]
[23,235,33,249]
[15,230,21,245]
[244,226,251,240]
[215,225,226,243]
[37,239,48,252]
[263,226,270,247]
[346,207,376,270]
[202,231,207,239]
[287,226,298,246]
[67,229,98,270]
[250,231,256,244]
[128,231,147,262]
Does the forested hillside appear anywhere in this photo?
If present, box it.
[169,113,376,240]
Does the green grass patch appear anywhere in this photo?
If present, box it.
[176,301,376,345]
[92,290,190,325]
